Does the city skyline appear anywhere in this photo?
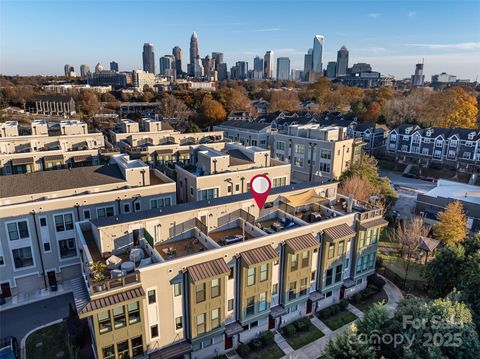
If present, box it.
[1,0,479,79]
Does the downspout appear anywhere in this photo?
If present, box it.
[278,243,286,306]
[182,271,191,340]
[116,198,121,214]
[141,169,146,186]
[31,211,48,288]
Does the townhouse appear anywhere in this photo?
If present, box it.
[386,124,480,174]
[175,143,291,203]
[214,121,275,148]
[0,154,176,301]
[0,119,106,175]
[73,181,387,359]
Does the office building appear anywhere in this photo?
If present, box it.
[291,69,303,81]
[34,94,76,116]
[202,55,215,80]
[264,51,275,80]
[276,57,290,81]
[132,70,156,89]
[303,49,313,82]
[110,61,119,72]
[80,64,90,77]
[189,32,200,76]
[431,72,457,84]
[64,64,75,77]
[326,62,336,79]
[143,43,156,74]
[253,56,264,80]
[411,63,425,86]
[212,52,224,70]
[350,63,372,74]
[312,35,324,74]
[172,46,183,76]
[159,55,176,78]
[336,46,349,77]
[236,61,248,80]
[217,63,228,81]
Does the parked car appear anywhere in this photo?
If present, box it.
[0,337,19,359]
[420,176,437,183]
[402,173,419,179]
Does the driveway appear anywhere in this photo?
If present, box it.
[380,170,437,192]
[0,293,74,341]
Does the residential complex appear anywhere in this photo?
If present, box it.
[73,181,387,359]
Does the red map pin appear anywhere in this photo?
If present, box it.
[250,174,272,209]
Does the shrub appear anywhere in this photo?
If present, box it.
[319,308,330,319]
[294,317,309,331]
[339,298,349,310]
[260,331,274,345]
[250,338,263,350]
[352,293,362,303]
[367,273,386,289]
[283,324,297,337]
[237,343,250,357]
[330,303,340,314]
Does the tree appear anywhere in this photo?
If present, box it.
[459,253,480,331]
[199,98,226,126]
[185,122,201,133]
[157,93,189,119]
[77,89,100,117]
[383,89,429,127]
[324,324,375,359]
[268,90,301,112]
[433,201,467,245]
[395,216,431,286]
[217,87,251,112]
[339,175,378,202]
[356,302,390,336]
[423,244,466,297]
[361,101,382,122]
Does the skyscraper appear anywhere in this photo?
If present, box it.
[80,64,90,77]
[276,57,290,80]
[336,46,349,77]
[202,55,215,79]
[189,32,200,76]
[312,35,324,74]
[172,46,183,76]
[264,50,275,80]
[212,52,224,70]
[217,63,228,81]
[159,55,176,77]
[253,56,264,80]
[236,61,248,80]
[303,48,313,81]
[326,62,336,78]
[143,43,155,74]
[411,62,425,86]
[110,61,119,72]
[64,64,74,77]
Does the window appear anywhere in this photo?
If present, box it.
[272,283,278,295]
[335,264,343,283]
[128,301,140,324]
[150,197,171,209]
[311,270,316,281]
[247,267,256,286]
[84,210,91,219]
[276,141,285,151]
[300,278,308,296]
[117,341,129,359]
[102,345,115,359]
[235,184,240,192]
[325,291,332,298]
[43,243,51,252]
[301,251,309,268]
[198,188,219,201]
[319,163,330,173]
[7,221,29,241]
[372,228,379,243]
[435,140,443,147]
[40,218,47,227]
[434,150,442,158]
[290,254,298,271]
[390,133,397,141]
[463,152,472,159]
[320,150,331,159]
[228,299,234,311]
[246,296,255,316]
[174,283,181,297]
[211,308,220,329]
[196,313,206,335]
[294,157,304,167]
[328,243,335,259]
[98,310,112,334]
[260,263,268,282]
[12,247,33,269]
[151,325,159,338]
[448,150,456,158]
[211,278,220,298]
[294,144,305,154]
[113,306,126,329]
[148,289,156,304]
[175,316,183,330]
[422,148,429,155]
[272,177,287,188]
[97,206,114,218]
[259,292,267,312]
[338,240,345,254]
[123,204,131,213]
[196,283,206,303]
[450,139,458,147]
[358,232,365,248]
[134,202,140,211]
[288,281,296,301]
[368,253,376,269]
[59,238,76,258]
[228,267,234,279]
[325,268,333,286]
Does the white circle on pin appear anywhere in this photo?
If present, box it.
[252,176,270,194]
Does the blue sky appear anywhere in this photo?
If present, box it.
[1,0,479,79]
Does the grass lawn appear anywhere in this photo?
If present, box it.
[242,343,284,359]
[26,321,69,359]
[322,309,358,331]
[285,325,324,350]
[352,288,389,312]
[380,255,424,281]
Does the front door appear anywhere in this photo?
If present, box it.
[339,286,345,299]
[47,271,57,287]
[1,282,11,297]
[225,334,233,350]
[268,315,275,330]
[306,299,313,314]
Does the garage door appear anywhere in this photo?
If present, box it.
[15,274,42,293]
[60,264,81,281]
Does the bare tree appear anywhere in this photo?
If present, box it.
[339,175,378,202]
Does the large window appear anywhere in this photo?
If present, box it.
[338,240,345,254]
[276,141,285,151]
[300,278,308,296]
[54,213,73,232]
[259,292,267,312]
[358,232,366,248]
[290,254,298,271]
[196,313,206,335]
[272,177,287,188]
[128,301,140,324]
[150,197,171,209]
[301,251,309,268]
[211,278,220,298]
[246,296,255,316]
[7,221,29,241]
[211,308,220,329]
[12,247,33,269]
[196,283,206,303]
[198,188,219,201]
[131,336,143,357]
[320,150,331,159]
[288,281,296,301]
[325,268,333,286]
[294,144,305,154]
[247,267,256,286]
[335,264,343,283]
[59,238,76,258]
[328,243,335,259]
[113,306,126,329]
[102,345,115,359]
[98,310,112,334]
[97,206,114,218]
[260,263,268,282]
[294,157,304,167]
[117,341,129,359]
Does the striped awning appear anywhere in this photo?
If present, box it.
[359,218,389,229]
[323,224,355,240]
[241,245,279,266]
[11,157,34,166]
[285,234,319,252]
[155,149,174,155]
[187,258,230,282]
[79,287,144,315]
[270,305,287,319]
[225,321,243,337]
[177,149,190,155]
[73,155,93,162]
[149,341,192,359]
[43,154,65,162]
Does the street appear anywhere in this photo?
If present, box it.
[0,293,74,341]
[380,170,437,192]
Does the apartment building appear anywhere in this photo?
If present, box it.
[271,124,363,182]
[175,143,291,203]
[34,94,76,116]
[386,125,480,174]
[0,154,176,303]
[0,120,105,175]
[214,120,275,148]
[73,181,387,359]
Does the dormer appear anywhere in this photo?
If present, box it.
[426,129,433,137]
[468,132,475,140]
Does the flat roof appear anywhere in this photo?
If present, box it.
[423,179,480,205]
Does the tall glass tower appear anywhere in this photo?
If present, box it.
[312,35,324,74]
[142,43,155,74]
